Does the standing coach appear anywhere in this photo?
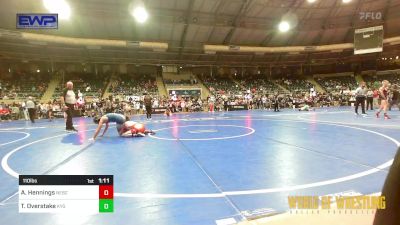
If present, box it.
[61,81,78,132]
[366,88,374,111]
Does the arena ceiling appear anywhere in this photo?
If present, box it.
[0,0,400,66]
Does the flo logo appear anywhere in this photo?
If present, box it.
[360,12,382,20]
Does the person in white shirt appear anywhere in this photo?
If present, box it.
[134,101,140,114]
[123,103,131,117]
[77,90,84,105]
[180,101,186,112]
[261,96,267,110]
[47,101,54,121]
[21,101,29,120]
[153,99,159,108]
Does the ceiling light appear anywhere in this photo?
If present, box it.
[278,21,290,32]
[131,6,149,23]
[307,0,317,3]
[342,0,352,4]
[43,0,71,20]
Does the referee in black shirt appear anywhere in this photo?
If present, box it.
[354,82,367,115]
[273,95,280,112]
[143,93,152,120]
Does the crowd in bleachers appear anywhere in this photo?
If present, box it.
[164,78,198,85]
[315,76,358,93]
[363,73,400,89]
[276,78,313,93]
[108,74,158,97]
[0,72,49,100]
[199,74,242,95]
[53,72,107,100]
[199,74,315,97]
[237,75,280,95]
[164,79,192,85]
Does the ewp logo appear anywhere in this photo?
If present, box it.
[17,14,58,29]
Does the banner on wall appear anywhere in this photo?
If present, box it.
[228,104,248,111]
[168,89,201,97]
[125,96,141,102]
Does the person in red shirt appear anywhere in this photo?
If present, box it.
[119,121,155,138]
[372,88,379,109]
[376,80,390,119]
[0,108,11,121]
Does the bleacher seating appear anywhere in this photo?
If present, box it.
[364,73,400,88]
[275,78,313,93]
[237,75,280,95]
[53,72,108,100]
[199,75,242,96]
[0,72,49,100]
[108,73,158,97]
[316,76,358,92]
[164,79,193,85]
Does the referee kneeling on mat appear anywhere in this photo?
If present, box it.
[61,81,78,132]
[354,81,367,116]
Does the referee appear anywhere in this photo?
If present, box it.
[61,81,77,132]
[389,85,399,111]
[354,82,367,115]
[26,96,35,123]
[273,94,280,112]
[143,92,152,120]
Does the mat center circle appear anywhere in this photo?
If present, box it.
[148,125,255,141]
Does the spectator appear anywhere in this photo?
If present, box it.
[366,89,374,111]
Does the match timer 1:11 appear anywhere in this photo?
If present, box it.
[98,177,111,184]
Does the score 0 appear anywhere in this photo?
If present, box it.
[99,183,113,213]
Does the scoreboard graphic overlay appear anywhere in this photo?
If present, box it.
[19,175,113,213]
